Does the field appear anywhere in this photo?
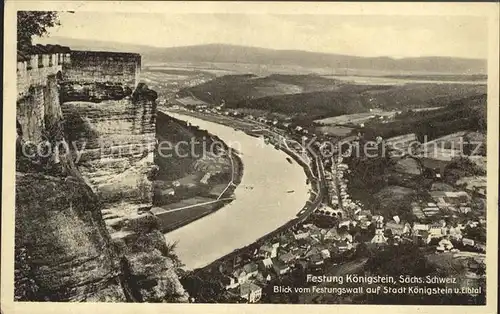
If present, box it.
[140,67,214,101]
[151,197,221,232]
[314,111,398,126]
[177,73,342,106]
[315,125,354,137]
[322,74,486,86]
[179,72,486,122]
[361,94,487,141]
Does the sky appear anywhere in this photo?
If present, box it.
[36,12,488,59]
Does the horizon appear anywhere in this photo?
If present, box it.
[33,12,489,60]
[36,37,488,61]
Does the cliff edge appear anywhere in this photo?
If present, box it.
[14,56,188,302]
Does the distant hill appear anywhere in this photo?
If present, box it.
[37,37,487,75]
[361,93,487,141]
[179,73,486,120]
[177,73,344,104]
[35,36,154,54]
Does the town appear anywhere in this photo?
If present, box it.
[170,98,486,304]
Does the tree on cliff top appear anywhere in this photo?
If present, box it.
[17,11,60,50]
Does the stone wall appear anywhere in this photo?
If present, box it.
[16,84,45,144]
[64,51,141,89]
[16,75,64,144]
[17,53,65,99]
[15,46,189,302]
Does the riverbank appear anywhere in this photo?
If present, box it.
[162,110,314,269]
[151,111,244,233]
[163,109,324,272]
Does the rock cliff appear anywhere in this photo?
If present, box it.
[15,77,188,302]
[15,172,126,302]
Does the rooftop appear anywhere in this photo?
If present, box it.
[70,49,141,58]
[17,44,71,61]
[240,282,261,296]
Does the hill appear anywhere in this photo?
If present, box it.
[177,73,344,105]
[37,38,487,75]
[180,74,486,120]
[362,93,487,141]
[145,44,487,75]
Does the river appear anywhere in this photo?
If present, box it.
[163,112,310,269]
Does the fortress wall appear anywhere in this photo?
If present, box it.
[64,51,141,89]
[17,53,64,99]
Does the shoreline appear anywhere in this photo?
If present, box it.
[164,109,325,273]
[152,111,244,234]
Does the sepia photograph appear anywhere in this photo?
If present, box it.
[2,1,499,313]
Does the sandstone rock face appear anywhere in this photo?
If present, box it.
[125,250,189,302]
[109,214,190,302]
[15,172,126,302]
[61,99,156,203]
[15,54,188,302]
[58,98,189,303]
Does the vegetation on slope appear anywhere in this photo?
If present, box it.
[178,74,343,105]
[362,94,487,141]
[181,74,486,123]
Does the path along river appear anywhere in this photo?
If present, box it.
[164,112,310,269]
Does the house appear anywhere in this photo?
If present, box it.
[333,240,351,252]
[467,258,481,272]
[240,282,262,303]
[272,260,290,275]
[278,251,296,265]
[385,220,411,236]
[222,275,239,290]
[292,247,307,259]
[308,252,325,266]
[200,172,212,184]
[462,238,475,246]
[443,191,471,206]
[305,247,321,259]
[467,220,479,228]
[459,206,471,214]
[422,207,440,217]
[357,210,372,221]
[413,223,430,233]
[448,226,463,240]
[260,258,274,269]
[294,230,310,240]
[259,244,278,258]
[371,229,388,245]
[338,219,351,229]
[305,224,323,238]
[232,268,248,284]
[243,262,259,278]
[476,243,486,252]
[359,220,372,229]
[325,228,353,243]
[320,249,331,259]
[428,224,445,238]
[437,238,454,252]
[430,191,448,205]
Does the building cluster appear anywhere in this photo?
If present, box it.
[174,101,313,137]
[172,95,486,303]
